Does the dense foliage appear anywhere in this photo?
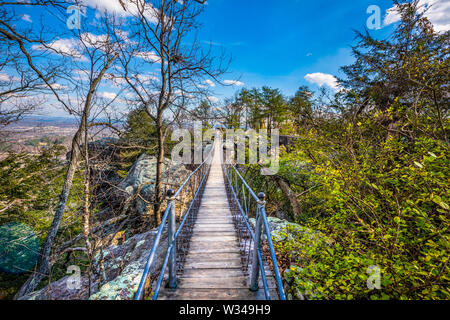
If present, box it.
[237,2,449,300]
[0,145,90,298]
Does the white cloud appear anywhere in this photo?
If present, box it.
[50,83,67,90]
[134,73,159,83]
[203,40,222,46]
[33,39,74,54]
[82,0,126,14]
[81,0,159,24]
[73,69,90,81]
[116,29,130,43]
[21,14,32,23]
[105,73,126,87]
[207,96,219,103]
[98,91,117,100]
[0,73,10,82]
[124,92,136,99]
[32,38,87,61]
[304,72,340,90]
[223,80,244,86]
[174,90,194,99]
[383,0,450,32]
[80,32,109,47]
[205,79,215,87]
[81,32,128,52]
[32,31,126,60]
[135,51,161,63]
[384,6,401,26]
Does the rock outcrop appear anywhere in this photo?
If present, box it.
[19,227,167,300]
[248,216,323,243]
[89,228,167,300]
[118,154,191,216]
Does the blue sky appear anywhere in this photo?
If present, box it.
[196,0,396,99]
[8,0,449,116]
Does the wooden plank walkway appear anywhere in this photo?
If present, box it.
[158,140,270,300]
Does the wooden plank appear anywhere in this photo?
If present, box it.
[192,231,236,234]
[196,217,232,221]
[195,221,234,225]
[195,219,233,223]
[190,235,237,242]
[181,268,245,278]
[190,236,237,241]
[192,231,235,235]
[196,213,232,217]
[194,221,234,225]
[181,268,274,279]
[191,233,237,238]
[193,226,235,230]
[183,260,242,269]
[176,277,248,289]
[184,257,241,263]
[193,226,235,231]
[188,243,240,250]
[157,288,272,300]
[184,252,241,260]
[188,246,240,254]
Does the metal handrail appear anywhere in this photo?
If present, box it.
[134,141,215,300]
[223,163,286,300]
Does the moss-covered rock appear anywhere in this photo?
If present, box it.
[118,154,191,216]
[89,229,167,300]
[20,228,167,300]
[248,216,323,242]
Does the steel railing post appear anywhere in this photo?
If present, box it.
[167,189,177,289]
[250,192,266,291]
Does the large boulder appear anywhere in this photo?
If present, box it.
[89,228,167,300]
[18,274,96,300]
[19,227,167,300]
[118,154,191,216]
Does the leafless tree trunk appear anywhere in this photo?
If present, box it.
[154,121,165,224]
[83,110,93,296]
[116,0,228,225]
[266,173,301,218]
[15,52,118,297]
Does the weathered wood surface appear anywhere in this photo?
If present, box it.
[158,141,271,300]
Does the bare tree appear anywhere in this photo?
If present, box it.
[14,6,123,297]
[115,0,228,224]
[0,1,69,126]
